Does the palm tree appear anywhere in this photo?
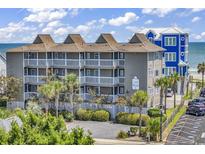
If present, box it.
[130,90,148,137]
[154,77,165,110]
[170,72,180,108]
[162,77,172,114]
[197,62,205,88]
[49,80,65,117]
[64,73,79,116]
[38,83,54,115]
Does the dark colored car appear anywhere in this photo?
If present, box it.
[186,104,205,116]
[188,97,205,106]
[200,88,205,97]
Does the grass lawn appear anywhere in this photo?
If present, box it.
[163,105,187,141]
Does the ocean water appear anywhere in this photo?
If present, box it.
[0,42,205,70]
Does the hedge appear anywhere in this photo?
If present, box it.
[76,109,110,122]
[147,108,161,118]
[116,112,150,126]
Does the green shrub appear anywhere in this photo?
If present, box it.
[76,109,93,121]
[0,111,94,145]
[147,108,161,117]
[61,110,73,122]
[116,112,150,126]
[130,127,138,136]
[136,115,150,126]
[91,110,109,122]
[117,130,128,139]
[147,118,160,141]
[140,127,148,137]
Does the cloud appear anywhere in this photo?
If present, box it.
[191,32,205,40]
[142,8,176,17]
[24,9,67,23]
[144,19,153,25]
[69,8,79,17]
[0,21,36,42]
[110,31,116,35]
[108,12,139,26]
[191,8,205,12]
[191,16,201,22]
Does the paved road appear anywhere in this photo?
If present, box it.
[166,114,205,145]
[67,120,132,139]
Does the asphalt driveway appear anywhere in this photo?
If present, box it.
[67,120,132,139]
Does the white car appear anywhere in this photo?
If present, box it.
[166,88,173,97]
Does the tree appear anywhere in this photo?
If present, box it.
[38,83,54,115]
[147,118,160,141]
[130,90,148,137]
[64,73,80,116]
[155,77,165,110]
[0,76,22,102]
[49,80,65,117]
[162,77,172,114]
[197,62,205,88]
[26,99,42,115]
[170,72,180,108]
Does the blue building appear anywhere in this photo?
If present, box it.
[140,27,189,77]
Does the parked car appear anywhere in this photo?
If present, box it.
[186,104,205,116]
[188,97,205,106]
[166,88,173,97]
[200,88,205,97]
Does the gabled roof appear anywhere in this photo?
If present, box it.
[140,27,188,40]
[64,34,85,45]
[7,33,165,53]
[33,34,55,45]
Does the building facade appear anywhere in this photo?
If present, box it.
[6,33,165,107]
[140,27,189,77]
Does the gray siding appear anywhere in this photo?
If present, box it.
[124,53,147,95]
[6,52,24,101]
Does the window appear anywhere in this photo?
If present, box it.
[119,52,125,59]
[47,52,53,59]
[53,68,65,76]
[53,52,65,59]
[28,68,37,76]
[28,52,37,59]
[119,69,125,77]
[94,53,98,59]
[165,37,176,46]
[119,86,124,94]
[164,67,176,76]
[165,52,176,61]
[87,53,90,59]
[80,53,84,59]
[94,69,98,76]
[38,53,46,59]
[155,70,159,76]
[38,68,46,76]
[87,69,91,76]
[148,87,154,96]
[28,84,37,92]
[24,53,29,59]
[148,68,153,77]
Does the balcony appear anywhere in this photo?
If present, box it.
[24,59,125,68]
[82,93,118,102]
[25,92,39,100]
[24,75,46,84]
[80,76,120,86]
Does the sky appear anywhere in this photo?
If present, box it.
[0,8,205,43]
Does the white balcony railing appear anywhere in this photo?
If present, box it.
[82,93,118,102]
[24,59,125,68]
[79,76,119,85]
[24,76,46,84]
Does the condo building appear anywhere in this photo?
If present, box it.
[140,27,189,77]
[6,33,165,107]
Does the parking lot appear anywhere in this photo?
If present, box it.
[166,114,205,145]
